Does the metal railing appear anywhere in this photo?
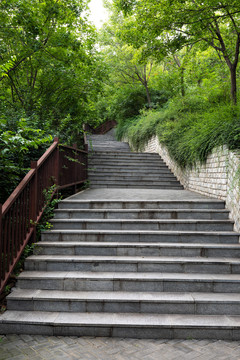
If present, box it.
[0,137,88,294]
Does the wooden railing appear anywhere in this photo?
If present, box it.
[84,120,117,135]
[0,137,88,294]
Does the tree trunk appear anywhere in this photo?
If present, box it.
[145,83,152,108]
[181,67,185,97]
[230,65,237,105]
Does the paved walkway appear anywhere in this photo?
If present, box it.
[0,335,240,360]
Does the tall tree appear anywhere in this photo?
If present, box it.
[114,0,240,104]
[0,0,102,129]
[100,4,154,107]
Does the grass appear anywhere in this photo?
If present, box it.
[117,93,240,168]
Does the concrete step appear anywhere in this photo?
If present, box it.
[16,271,240,293]
[89,156,166,166]
[89,140,129,144]
[89,153,163,158]
[89,161,169,168]
[88,142,129,146]
[88,169,175,176]
[58,200,226,210]
[89,167,170,173]
[90,143,130,148]
[89,180,182,187]
[1,310,240,339]
[50,219,234,231]
[53,208,230,220]
[41,230,240,244]
[88,175,177,182]
[89,153,161,159]
[88,140,128,143]
[88,150,163,161]
[24,255,240,274]
[36,241,240,258]
[7,289,240,315]
[89,141,129,145]
[92,148,131,152]
[89,184,184,190]
[91,148,131,152]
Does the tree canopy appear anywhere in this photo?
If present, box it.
[0,0,104,134]
[113,0,240,103]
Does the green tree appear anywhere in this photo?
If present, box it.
[114,0,240,104]
[0,0,102,130]
[99,7,154,107]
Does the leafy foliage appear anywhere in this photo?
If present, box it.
[114,0,240,103]
[0,0,104,135]
[119,92,240,168]
[0,0,105,203]
[0,119,52,203]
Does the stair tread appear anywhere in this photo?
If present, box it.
[50,219,233,224]
[90,187,183,190]
[54,208,229,213]
[43,229,238,234]
[60,199,224,203]
[89,180,180,183]
[1,311,240,328]
[18,271,240,281]
[26,255,240,263]
[89,174,175,177]
[89,151,158,155]
[89,176,177,179]
[9,289,240,302]
[36,241,240,249]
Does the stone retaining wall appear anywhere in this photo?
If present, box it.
[129,136,240,232]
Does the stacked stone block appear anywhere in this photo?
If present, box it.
[132,136,240,232]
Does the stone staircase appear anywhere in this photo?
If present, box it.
[88,131,183,189]
[87,131,130,152]
[1,131,240,339]
[88,152,183,189]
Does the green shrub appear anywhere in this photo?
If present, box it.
[0,118,52,203]
[125,110,162,151]
[118,92,240,168]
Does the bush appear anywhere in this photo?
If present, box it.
[118,92,240,168]
[0,118,52,203]
[160,104,240,168]
[117,110,162,150]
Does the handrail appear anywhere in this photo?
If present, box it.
[84,120,117,135]
[36,138,59,168]
[0,137,88,294]
[2,169,36,216]
[94,120,117,134]
[2,140,59,216]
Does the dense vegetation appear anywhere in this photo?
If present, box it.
[1,0,240,203]
[0,0,104,202]
[99,1,240,168]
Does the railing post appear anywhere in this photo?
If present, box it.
[73,143,77,193]
[82,130,89,179]
[30,161,38,243]
[54,137,59,190]
[0,204,2,286]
